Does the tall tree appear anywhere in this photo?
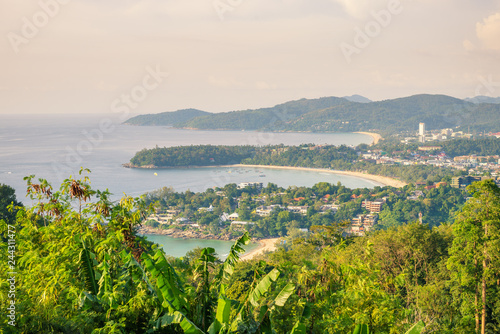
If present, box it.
[448,180,500,333]
[0,184,22,223]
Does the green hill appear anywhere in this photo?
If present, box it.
[180,96,348,130]
[124,94,500,135]
[279,94,481,134]
[124,108,209,126]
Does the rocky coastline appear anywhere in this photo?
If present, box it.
[137,226,235,241]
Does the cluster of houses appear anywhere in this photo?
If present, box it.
[147,166,499,238]
[147,180,418,237]
[401,123,472,144]
[382,122,500,175]
[146,186,350,233]
[345,198,386,236]
[361,149,500,176]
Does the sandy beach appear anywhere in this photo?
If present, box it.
[354,132,383,145]
[241,238,280,260]
[229,164,407,188]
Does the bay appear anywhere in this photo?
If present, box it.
[1,113,379,258]
[142,234,260,260]
[0,113,379,203]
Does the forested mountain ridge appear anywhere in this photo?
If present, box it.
[124,108,209,126]
[124,94,500,135]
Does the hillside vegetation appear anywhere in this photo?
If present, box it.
[125,108,209,126]
[124,94,500,135]
[2,172,499,333]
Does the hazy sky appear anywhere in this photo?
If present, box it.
[1,0,500,115]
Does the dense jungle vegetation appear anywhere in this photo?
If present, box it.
[1,171,499,333]
[129,144,464,184]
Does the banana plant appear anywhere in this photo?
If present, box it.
[404,320,425,334]
[351,321,425,334]
[79,239,99,296]
[147,233,300,333]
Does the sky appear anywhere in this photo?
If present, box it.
[1,0,500,115]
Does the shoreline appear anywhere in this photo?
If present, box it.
[354,131,383,145]
[240,238,280,260]
[139,227,280,259]
[138,226,233,240]
[125,163,406,188]
[228,164,407,188]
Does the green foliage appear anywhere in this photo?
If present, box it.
[129,141,466,185]
[79,240,99,295]
[447,180,500,333]
[125,108,209,126]
[131,94,500,135]
[352,324,369,334]
[405,321,425,334]
[130,145,255,167]
[440,137,500,157]
[0,183,22,224]
[181,96,347,131]
[0,174,298,333]
[2,172,499,333]
[129,144,358,169]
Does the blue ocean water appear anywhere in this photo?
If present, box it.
[0,113,379,203]
[142,234,260,260]
[0,113,379,258]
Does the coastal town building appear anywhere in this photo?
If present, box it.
[347,214,379,236]
[175,217,191,225]
[255,205,284,217]
[319,204,339,213]
[400,122,473,144]
[361,199,385,213]
[198,205,214,212]
[451,176,492,188]
[287,205,309,215]
[228,212,240,221]
[238,182,263,190]
[419,122,426,143]
[230,221,256,230]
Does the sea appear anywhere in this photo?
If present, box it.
[0,113,379,258]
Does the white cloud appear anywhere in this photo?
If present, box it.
[476,12,500,50]
[463,39,476,51]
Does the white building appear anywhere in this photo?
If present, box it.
[287,206,309,215]
[255,205,284,217]
[419,122,426,136]
[237,182,263,189]
[419,122,426,143]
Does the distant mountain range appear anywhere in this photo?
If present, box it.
[342,94,372,103]
[124,94,500,135]
[464,96,500,104]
